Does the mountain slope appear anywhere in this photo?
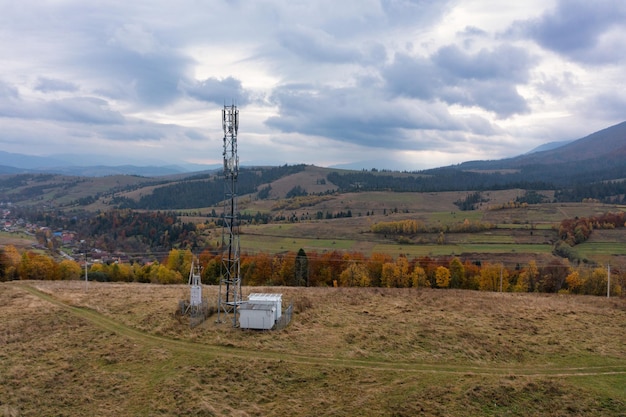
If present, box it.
[524,140,573,154]
[453,120,626,171]
[512,121,626,166]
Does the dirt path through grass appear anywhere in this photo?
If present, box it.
[19,283,626,379]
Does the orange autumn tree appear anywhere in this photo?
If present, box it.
[279,251,297,286]
[367,252,392,287]
[243,252,273,285]
[1,245,22,281]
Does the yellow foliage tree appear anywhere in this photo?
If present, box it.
[395,256,411,288]
[58,259,82,280]
[381,256,410,288]
[479,263,507,292]
[584,267,607,296]
[435,265,451,288]
[381,262,398,288]
[165,249,193,277]
[565,270,583,294]
[411,265,429,288]
[514,260,538,292]
[448,257,464,288]
[119,262,134,282]
[19,252,58,280]
[155,264,183,284]
[339,263,371,287]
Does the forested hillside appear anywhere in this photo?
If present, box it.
[327,167,626,203]
[327,169,551,192]
[118,164,305,209]
[2,158,625,211]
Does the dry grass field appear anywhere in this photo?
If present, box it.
[1,280,625,416]
[0,232,35,250]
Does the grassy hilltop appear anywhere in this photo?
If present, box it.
[1,281,625,416]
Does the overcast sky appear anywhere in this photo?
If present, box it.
[1,0,625,171]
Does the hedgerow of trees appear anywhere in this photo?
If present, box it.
[2,245,621,297]
[370,218,494,235]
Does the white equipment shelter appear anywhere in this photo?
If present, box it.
[238,293,282,330]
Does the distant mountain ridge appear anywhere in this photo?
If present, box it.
[0,151,217,177]
[452,120,626,171]
[0,151,68,170]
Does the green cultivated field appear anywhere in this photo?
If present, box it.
[242,235,356,253]
[234,199,626,267]
[574,242,626,257]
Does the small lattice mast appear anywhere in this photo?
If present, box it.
[188,258,203,311]
[217,104,242,326]
[178,256,208,326]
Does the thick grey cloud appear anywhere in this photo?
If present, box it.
[265,82,498,150]
[510,0,626,63]
[0,89,125,125]
[266,83,424,147]
[441,80,529,118]
[384,53,441,100]
[47,98,126,125]
[433,45,532,83]
[181,77,250,106]
[79,45,193,107]
[383,44,533,117]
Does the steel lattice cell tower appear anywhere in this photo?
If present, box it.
[217,104,242,326]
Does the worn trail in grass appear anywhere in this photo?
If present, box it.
[19,283,626,378]
[4,282,625,416]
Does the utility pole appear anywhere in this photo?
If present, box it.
[84,253,88,291]
[81,240,88,292]
[607,263,611,298]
